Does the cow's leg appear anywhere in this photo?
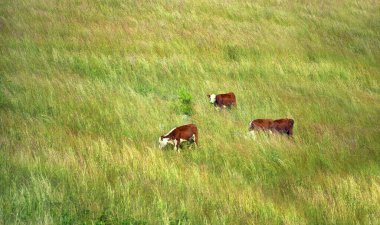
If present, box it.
[287,128,293,138]
[250,130,257,139]
[193,134,198,148]
[173,139,177,151]
[264,129,271,137]
[194,131,199,147]
[174,139,180,152]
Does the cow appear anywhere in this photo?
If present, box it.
[248,118,294,137]
[159,124,198,152]
[207,92,237,109]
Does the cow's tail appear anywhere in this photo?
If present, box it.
[289,119,295,128]
[287,119,295,137]
[193,126,199,147]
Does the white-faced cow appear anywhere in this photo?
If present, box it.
[207,92,237,109]
[159,124,198,151]
[249,118,294,137]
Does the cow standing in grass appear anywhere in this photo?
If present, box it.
[207,92,237,109]
[159,124,198,152]
[249,118,294,137]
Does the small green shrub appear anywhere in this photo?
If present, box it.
[176,88,193,116]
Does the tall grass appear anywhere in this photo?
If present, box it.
[1,0,379,224]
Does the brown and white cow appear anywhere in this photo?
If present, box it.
[159,124,198,151]
[207,92,237,109]
[249,118,294,137]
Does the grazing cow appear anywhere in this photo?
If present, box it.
[159,124,198,151]
[248,118,294,137]
[207,92,237,109]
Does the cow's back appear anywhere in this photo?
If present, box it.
[272,119,293,128]
[173,124,197,139]
[250,119,273,130]
[216,92,236,107]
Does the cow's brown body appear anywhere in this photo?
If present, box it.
[249,118,294,137]
[159,124,198,151]
[208,92,237,108]
[249,119,274,131]
[271,119,294,136]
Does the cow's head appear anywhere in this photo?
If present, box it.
[158,136,169,149]
[207,94,216,104]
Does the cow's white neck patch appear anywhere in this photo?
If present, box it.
[209,94,216,103]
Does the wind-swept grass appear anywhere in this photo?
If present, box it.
[0,0,379,224]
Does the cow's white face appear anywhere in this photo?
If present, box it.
[158,137,170,149]
[209,94,216,104]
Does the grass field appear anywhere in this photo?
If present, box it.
[1,0,379,224]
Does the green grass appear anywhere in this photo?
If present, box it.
[1,0,379,224]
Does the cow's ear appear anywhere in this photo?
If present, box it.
[207,94,210,98]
